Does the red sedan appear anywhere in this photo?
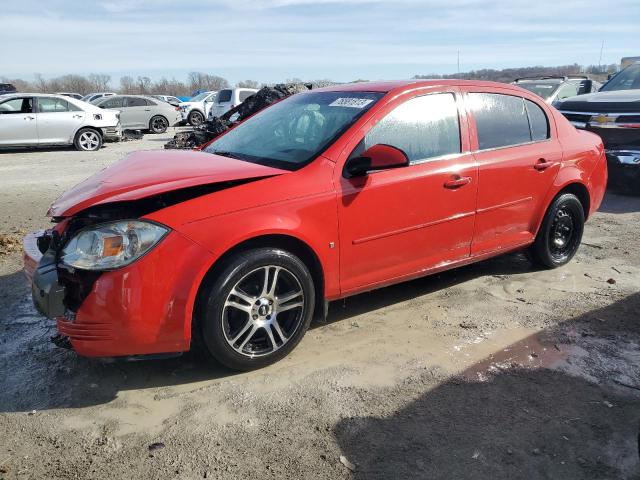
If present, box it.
[25,80,607,370]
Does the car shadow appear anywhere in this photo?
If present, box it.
[598,191,640,214]
[0,251,539,413]
[333,293,640,479]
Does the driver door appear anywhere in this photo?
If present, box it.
[336,90,478,294]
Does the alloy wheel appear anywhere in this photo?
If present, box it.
[78,131,100,151]
[151,117,168,133]
[222,265,305,358]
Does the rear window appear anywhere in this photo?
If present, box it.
[218,90,232,103]
[469,93,544,150]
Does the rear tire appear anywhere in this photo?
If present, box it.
[74,128,103,151]
[529,193,585,268]
[149,115,169,134]
[197,248,315,371]
[188,110,204,126]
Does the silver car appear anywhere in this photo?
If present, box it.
[0,93,120,151]
[95,95,182,133]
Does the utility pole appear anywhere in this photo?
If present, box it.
[457,50,460,75]
[598,40,604,73]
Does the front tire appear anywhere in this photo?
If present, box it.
[74,128,103,151]
[198,248,315,371]
[149,115,169,134]
[188,110,204,126]
[529,193,585,268]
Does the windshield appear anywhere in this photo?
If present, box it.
[190,92,211,102]
[600,64,640,91]
[204,91,384,170]
[516,83,559,100]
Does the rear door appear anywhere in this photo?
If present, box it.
[337,89,479,293]
[124,96,151,128]
[0,97,37,145]
[36,97,85,144]
[462,89,561,255]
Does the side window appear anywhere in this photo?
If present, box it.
[126,97,147,107]
[101,97,124,109]
[468,93,531,149]
[362,93,461,163]
[38,97,70,113]
[0,97,33,114]
[525,100,550,141]
[218,90,232,103]
[239,90,254,102]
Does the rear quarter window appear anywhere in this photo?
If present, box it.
[525,99,550,141]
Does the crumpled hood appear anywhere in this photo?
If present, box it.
[49,150,288,217]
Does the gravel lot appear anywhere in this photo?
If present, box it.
[1,135,639,479]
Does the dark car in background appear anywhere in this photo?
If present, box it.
[555,63,640,193]
[0,83,17,96]
[511,76,600,104]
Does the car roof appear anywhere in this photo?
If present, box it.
[312,79,531,94]
[0,92,78,99]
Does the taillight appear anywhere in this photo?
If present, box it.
[175,106,180,111]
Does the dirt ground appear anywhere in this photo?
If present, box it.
[0,135,639,479]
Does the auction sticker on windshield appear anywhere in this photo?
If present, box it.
[329,98,374,108]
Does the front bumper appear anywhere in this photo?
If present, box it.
[23,229,216,357]
[605,149,640,193]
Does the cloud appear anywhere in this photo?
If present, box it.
[3,0,638,82]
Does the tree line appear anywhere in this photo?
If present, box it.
[0,72,262,96]
[413,63,619,83]
[2,63,621,97]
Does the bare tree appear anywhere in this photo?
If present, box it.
[88,74,111,92]
[33,73,49,92]
[136,76,151,94]
[236,79,261,88]
[188,72,230,93]
[120,75,135,94]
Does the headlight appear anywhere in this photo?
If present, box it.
[61,220,169,271]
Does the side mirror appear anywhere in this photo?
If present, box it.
[344,144,409,178]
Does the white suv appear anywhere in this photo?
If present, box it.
[179,91,217,126]
[207,88,258,120]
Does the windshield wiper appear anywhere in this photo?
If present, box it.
[210,150,245,160]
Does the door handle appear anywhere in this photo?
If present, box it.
[73,114,82,118]
[444,176,472,189]
[144,108,151,111]
[534,158,555,171]
[24,115,35,120]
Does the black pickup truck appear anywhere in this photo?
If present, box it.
[555,63,640,193]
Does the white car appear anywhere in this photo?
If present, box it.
[207,87,258,120]
[0,93,120,151]
[179,91,218,126]
[82,92,117,104]
[152,95,182,107]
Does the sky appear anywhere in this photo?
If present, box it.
[2,0,639,85]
